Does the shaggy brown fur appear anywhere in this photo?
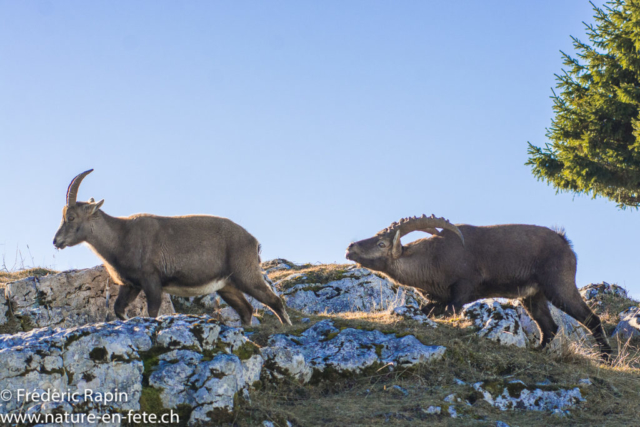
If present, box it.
[53,170,291,326]
[346,218,611,359]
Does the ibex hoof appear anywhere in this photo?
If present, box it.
[115,312,129,321]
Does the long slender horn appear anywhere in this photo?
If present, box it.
[381,214,465,245]
[66,169,94,206]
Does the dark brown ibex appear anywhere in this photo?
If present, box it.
[346,215,611,359]
[53,169,291,326]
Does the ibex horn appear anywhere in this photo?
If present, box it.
[66,169,94,206]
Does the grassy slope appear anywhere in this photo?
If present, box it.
[235,263,640,427]
[2,264,638,426]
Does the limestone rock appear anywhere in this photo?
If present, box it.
[612,306,640,339]
[464,299,592,351]
[516,301,592,351]
[463,300,529,348]
[0,314,260,426]
[261,258,297,274]
[4,266,174,330]
[473,379,585,411]
[392,305,438,327]
[276,265,426,314]
[261,320,445,383]
[579,282,627,301]
[0,291,10,326]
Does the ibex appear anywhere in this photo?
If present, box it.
[53,169,291,326]
[346,215,612,359]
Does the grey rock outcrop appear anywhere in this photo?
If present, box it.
[3,266,173,331]
[473,379,585,411]
[392,305,438,327]
[0,314,259,426]
[275,265,426,315]
[516,301,591,351]
[463,300,529,348]
[579,282,627,301]
[261,320,446,383]
[612,306,640,339]
[463,299,592,351]
[261,258,298,274]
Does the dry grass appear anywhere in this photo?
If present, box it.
[0,267,57,286]
[237,308,640,426]
[239,267,640,427]
[266,261,354,287]
[2,263,638,425]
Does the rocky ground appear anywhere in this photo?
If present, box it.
[0,260,638,426]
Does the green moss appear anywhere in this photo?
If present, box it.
[506,381,527,397]
[375,344,384,357]
[233,341,261,360]
[139,347,172,384]
[82,372,95,382]
[132,387,192,426]
[89,347,108,362]
[110,354,130,363]
[65,330,92,346]
[40,367,65,376]
[394,331,411,338]
[296,284,326,293]
[322,332,340,342]
[482,380,506,397]
[139,387,164,413]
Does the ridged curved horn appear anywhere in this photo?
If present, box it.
[382,214,465,245]
[66,169,94,206]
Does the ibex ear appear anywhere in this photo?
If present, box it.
[88,198,95,203]
[87,199,104,215]
[391,230,403,259]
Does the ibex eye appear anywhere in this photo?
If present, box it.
[68,216,75,222]
[378,242,386,248]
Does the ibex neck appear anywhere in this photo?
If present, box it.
[84,211,126,265]
[387,258,412,286]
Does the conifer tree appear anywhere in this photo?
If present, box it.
[527,0,640,208]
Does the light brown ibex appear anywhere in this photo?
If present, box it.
[346,215,611,359]
[53,169,291,326]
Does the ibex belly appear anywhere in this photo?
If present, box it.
[163,279,227,297]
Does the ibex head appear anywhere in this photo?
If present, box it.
[53,169,104,249]
[345,214,464,269]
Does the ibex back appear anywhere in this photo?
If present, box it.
[53,169,291,326]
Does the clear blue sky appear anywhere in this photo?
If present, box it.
[1,1,638,298]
